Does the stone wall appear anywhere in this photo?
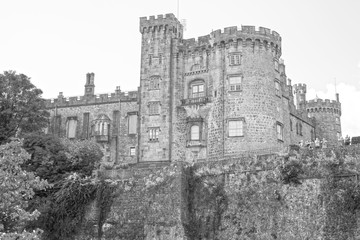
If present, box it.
[75,145,360,240]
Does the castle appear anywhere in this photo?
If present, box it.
[45,13,342,165]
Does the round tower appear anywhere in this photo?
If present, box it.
[306,96,342,145]
[293,83,307,110]
[182,25,284,156]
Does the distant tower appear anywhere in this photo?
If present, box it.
[138,14,183,162]
[293,84,307,110]
[306,94,342,145]
[84,73,95,96]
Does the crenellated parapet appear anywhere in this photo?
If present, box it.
[139,13,183,37]
[306,98,341,115]
[45,90,138,109]
[180,25,281,57]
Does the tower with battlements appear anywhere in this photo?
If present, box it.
[45,13,342,165]
[306,95,342,144]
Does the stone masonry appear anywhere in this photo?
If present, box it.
[46,13,342,164]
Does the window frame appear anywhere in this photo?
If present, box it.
[228,119,244,137]
[228,75,243,92]
[275,80,281,97]
[149,101,160,115]
[128,112,138,135]
[66,117,78,139]
[130,147,136,156]
[148,127,160,142]
[276,122,284,141]
[229,52,241,66]
[190,125,200,141]
[189,79,206,99]
[148,76,161,90]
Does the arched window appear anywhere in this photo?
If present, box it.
[92,114,111,137]
[299,123,303,136]
[190,125,200,140]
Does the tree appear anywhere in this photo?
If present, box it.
[21,134,103,238]
[0,71,49,145]
[0,140,50,239]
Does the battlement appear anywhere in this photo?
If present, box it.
[182,25,281,51]
[293,83,307,89]
[306,98,341,115]
[140,13,182,34]
[307,98,341,108]
[45,90,138,108]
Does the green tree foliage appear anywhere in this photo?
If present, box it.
[21,134,103,239]
[0,140,50,239]
[0,71,49,145]
[22,134,102,185]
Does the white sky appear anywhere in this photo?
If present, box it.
[1,0,359,137]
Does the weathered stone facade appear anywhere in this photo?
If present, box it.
[46,13,342,164]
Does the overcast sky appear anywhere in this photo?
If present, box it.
[1,0,359,137]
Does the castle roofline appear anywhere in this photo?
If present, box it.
[45,90,138,108]
[181,25,281,50]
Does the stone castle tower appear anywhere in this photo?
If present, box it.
[306,94,342,143]
[139,14,183,162]
[45,13,342,165]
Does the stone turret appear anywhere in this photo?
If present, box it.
[306,95,342,145]
[293,83,307,111]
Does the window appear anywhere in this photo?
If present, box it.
[276,123,283,141]
[128,114,137,134]
[190,125,200,140]
[299,123,302,136]
[159,54,162,64]
[149,102,160,115]
[130,147,136,156]
[82,113,90,139]
[149,76,160,90]
[92,114,110,136]
[66,117,77,139]
[274,60,279,71]
[275,80,280,96]
[229,75,242,91]
[228,120,244,137]
[229,53,241,65]
[149,55,152,65]
[192,84,204,98]
[149,127,160,141]
[191,64,201,71]
[290,120,293,131]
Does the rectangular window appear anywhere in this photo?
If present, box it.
[149,77,160,90]
[128,114,137,134]
[149,127,160,142]
[82,113,90,139]
[192,84,205,98]
[274,60,279,71]
[229,53,241,65]
[277,123,283,141]
[149,102,160,115]
[159,54,162,64]
[229,120,243,137]
[130,147,136,156]
[67,118,77,139]
[112,110,120,135]
[275,80,280,96]
[190,125,200,140]
[149,55,152,65]
[229,75,242,91]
